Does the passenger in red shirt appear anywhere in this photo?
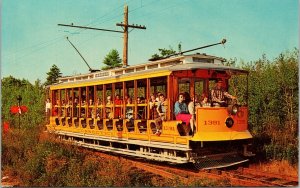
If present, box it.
[114,94,122,118]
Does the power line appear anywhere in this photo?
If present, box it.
[84,2,126,27]
[130,0,188,22]
[3,35,63,59]
[4,2,132,61]
[4,37,65,65]
[6,1,183,67]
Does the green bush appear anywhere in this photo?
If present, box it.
[233,49,298,164]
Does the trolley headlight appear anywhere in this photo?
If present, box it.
[225,117,234,128]
[228,104,239,115]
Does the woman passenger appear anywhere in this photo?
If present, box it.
[174,93,193,135]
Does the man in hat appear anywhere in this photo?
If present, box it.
[211,79,236,107]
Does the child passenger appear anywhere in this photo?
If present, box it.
[154,94,167,136]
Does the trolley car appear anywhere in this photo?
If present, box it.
[46,53,254,169]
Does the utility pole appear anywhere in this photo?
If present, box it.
[122,5,128,67]
[58,4,146,68]
[116,5,146,67]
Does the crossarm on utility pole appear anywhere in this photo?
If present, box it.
[58,24,124,33]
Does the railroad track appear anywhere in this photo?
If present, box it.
[144,162,298,186]
[227,167,299,187]
[79,147,298,186]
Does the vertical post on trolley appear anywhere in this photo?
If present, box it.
[191,69,197,135]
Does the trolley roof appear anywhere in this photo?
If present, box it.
[51,53,247,89]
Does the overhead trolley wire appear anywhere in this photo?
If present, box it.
[4,36,66,65]
[3,2,131,64]
[5,1,185,65]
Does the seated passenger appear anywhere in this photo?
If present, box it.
[105,96,113,119]
[136,97,143,104]
[200,93,210,107]
[73,98,79,117]
[174,93,188,116]
[65,98,72,117]
[61,99,66,106]
[124,94,129,103]
[137,96,146,119]
[211,80,236,107]
[149,94,158,120]
[88,99,93,106]
[95,97,101,106]
[52,99,58,116]
[188,94,200,134]
[174,93,193,135]
[94,97,101,119]
[88,99,94,118]
[126,97,132,105]
[80,99,86,118]
[106,96,112,105]
[189,94,201,110]
[154,94,167,136]
[81,96,86,106]
[61,99,66,117]
[125,97,134,128]
[56,99,61,116]
[114,94,122,118]
[155,92,162,102]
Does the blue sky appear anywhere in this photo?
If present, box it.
[2,0,298,83]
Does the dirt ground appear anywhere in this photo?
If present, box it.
[2,160,297,187]
[250,160,298,177]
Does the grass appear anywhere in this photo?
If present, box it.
[2,126,232,187]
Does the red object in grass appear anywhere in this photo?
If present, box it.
[3,121,9,133]
[20,106,28,113]
[10,105,28,114]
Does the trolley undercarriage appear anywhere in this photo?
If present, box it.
[52,130,251,169]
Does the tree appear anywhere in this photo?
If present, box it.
[102,49,122,70]
[149,45,177,61]
[45,64,62,86]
